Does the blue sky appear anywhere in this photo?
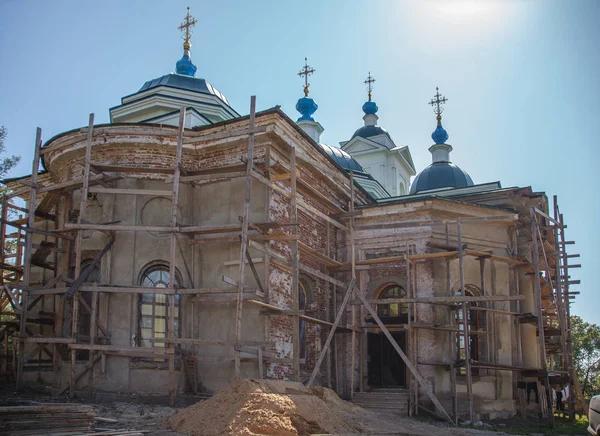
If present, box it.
[0,0,598,323]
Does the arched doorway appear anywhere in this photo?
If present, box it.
[367,284,408,388]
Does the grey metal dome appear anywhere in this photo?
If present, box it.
[409,161,474,194]
[139,74,231,106]
[351,125,392,141]
[318,143,364,172]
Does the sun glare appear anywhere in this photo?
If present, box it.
[410,0,516,44]
[436,1,490,19]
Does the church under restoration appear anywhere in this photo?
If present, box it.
[0,9,580,424]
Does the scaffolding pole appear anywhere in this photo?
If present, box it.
[234,96,256,379]
[530,208,553,424]
[16,127,42,391]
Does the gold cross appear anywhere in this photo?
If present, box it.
[178,7,198,48]
[364,72,376,102]
[429,87,448,116]
[298,57,315,97]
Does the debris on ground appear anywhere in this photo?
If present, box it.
[0,403,96,435]
[167,379,366,436]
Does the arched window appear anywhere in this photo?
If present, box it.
[138,263,182,348]
[81,259,101,284]
[455,285,484,375]
[77,259,101,359]
[377,285,408,319]
[299,279,308,365]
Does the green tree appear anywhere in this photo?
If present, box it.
[0,126,20,261]
[571,315,600,398]
[0,126,20,179]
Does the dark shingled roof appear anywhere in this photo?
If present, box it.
[138,74,231,105]
[351,125,392,143]
[409,161,474,194]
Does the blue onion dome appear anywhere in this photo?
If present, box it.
[176,49,197,76]
[296,97,318,122]
[432,124,449,144]
[362,101,378,115]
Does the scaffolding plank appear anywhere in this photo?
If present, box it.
[88,187,172,196]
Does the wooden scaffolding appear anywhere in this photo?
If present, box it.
[0,98,579,424]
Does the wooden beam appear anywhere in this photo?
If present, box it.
[56,353,102,397]
[36,174,106,194]
[223,257,263,267]
[64,223,176,233]
[234,96,256,379]
[532,207,561,226]
[332,251,459,270]
[87,289,98,399]
[70,114,95,399]
[307,279,355,387]
[270,172,291,181]
[189,236,240,245]
[183,125,267,144]
[89,164,174,175]
[290,146,300,381]
[349,171,357,398]
[464,250,527,265]
[248,233,299,241]
[366,295,525,304]
[188,295,258,303]
[17,127,42,392]
[88,187,171,196]
[248,299,356,330]
[23,336,75,344]
[530,208,553,424]
[168,108,185,406]
[64,235,115,298]
[298,240,341,268]
[443,214,519,224]
[0,198,7,286]
[245,249,265,295]
[69,343,174,353]
[179,223,242,234]
[458,218,474,422]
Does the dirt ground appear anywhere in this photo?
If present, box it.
[0,383,582,436]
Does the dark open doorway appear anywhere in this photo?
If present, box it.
[367,332,407,387]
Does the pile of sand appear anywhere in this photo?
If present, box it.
[167,379,366,436]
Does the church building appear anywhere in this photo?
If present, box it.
[0,8,578,424]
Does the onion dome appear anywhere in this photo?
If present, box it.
[431,121,449,144]
[296,97,318,122]
[295,58,319,122]
[176,47,197,77]
[362,101,378,115]
[409,87,474,194]
[351,72,393,142]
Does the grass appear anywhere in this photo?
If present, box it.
[411,413,590,435]
[482,415,589,435]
